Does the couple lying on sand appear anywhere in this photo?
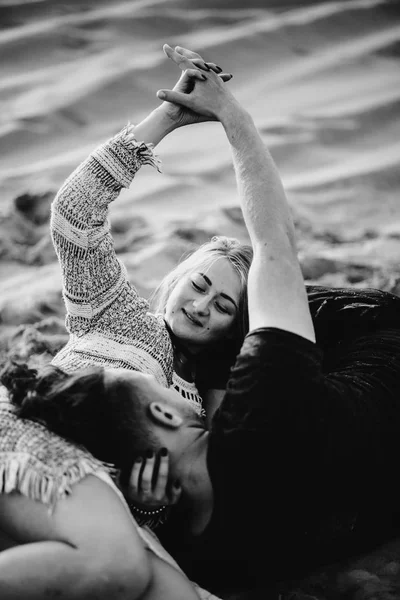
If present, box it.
[1,44,400,600]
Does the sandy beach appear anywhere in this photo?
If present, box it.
[1,0,400,596]
[1,0,400,345]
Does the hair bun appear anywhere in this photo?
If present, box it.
[0,360,38,406]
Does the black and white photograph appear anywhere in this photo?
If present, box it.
[1,1,400,598]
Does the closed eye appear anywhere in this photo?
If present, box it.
[192,281,205,292]
[215,302,230,314]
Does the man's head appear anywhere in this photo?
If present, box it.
[1,360,206,486]
[105,367,206,469]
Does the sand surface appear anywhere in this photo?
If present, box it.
[1,0,400,348]
[1,0,400,596]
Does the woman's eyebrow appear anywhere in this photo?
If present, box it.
[199,273,212,286]
[199,273,238,309]
[220,292,238,309]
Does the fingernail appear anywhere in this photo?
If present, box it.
[216,66,223,73]
[174,479,181,488]
[146,450,154,459]
[204,63,211,70]
[160,447,168,456]
[229,74,233,78]
[201,74,207,81]
[157,91,166,99]
[135,456,143,463]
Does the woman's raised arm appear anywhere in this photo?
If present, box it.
[51,63,226,337]
[51,120,162,336]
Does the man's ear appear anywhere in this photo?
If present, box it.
[149,401,183,429]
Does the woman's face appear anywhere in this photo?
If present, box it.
[164,257,241,353]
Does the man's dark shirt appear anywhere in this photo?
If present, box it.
[164,286,400,593]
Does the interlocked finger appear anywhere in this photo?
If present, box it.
[174,45,203,61]
[163,44,196,72]
[204,61,223,74]
[175,47,224,75]
[184,68,207,82]
[183,67,231,83]
[189,59,232,82]
[191,58,221,74]
[219,73,233,82]
[190,58,213,71]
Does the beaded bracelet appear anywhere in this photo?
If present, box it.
[128,503,169,529]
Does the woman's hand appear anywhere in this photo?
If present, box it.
[127,449,182,509]
[157,45,233,129]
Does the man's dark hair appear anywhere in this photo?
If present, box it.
[1,361,158,481]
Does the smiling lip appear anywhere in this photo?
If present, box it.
[182,308,203,327]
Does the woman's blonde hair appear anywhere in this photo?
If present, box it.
[150,236,253,346]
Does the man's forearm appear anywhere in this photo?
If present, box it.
[220,106,296,255]
[220,104,315,341]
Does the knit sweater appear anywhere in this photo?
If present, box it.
[50,124,202,411]
[0,387,114,511]
[0,388,220,599]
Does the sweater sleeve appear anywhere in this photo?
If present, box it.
[50,124,161,335]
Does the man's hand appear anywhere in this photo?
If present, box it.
[157,44,233,129]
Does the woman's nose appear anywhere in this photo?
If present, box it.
[193,296,210,315]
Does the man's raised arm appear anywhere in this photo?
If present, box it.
[159,45,315,342]
[220,105,315,341]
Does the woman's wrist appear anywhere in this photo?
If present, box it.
[133,106,177,148]
[128,502,170,528]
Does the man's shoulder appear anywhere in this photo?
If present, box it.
[236,327,319,369]
[306,285,400,322]
[306,285,400,351]
[212,328,321,423]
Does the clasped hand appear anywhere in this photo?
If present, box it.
[157,44,236,128]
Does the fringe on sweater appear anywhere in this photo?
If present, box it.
[0,393,115,512]
[0,454,111,512]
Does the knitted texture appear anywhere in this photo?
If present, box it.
[0,389,220,598]
[50,124,176,388]
[0,391,114,511]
